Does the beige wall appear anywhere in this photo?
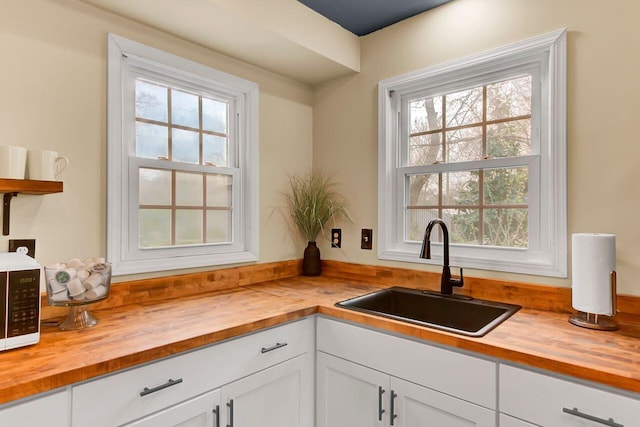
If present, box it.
[4,0,640,295]
[313,0,640,295]
[0,0,313,280]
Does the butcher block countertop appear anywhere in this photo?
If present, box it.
[1,262,640,405]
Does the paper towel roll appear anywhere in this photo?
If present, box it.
[572,233,616,315]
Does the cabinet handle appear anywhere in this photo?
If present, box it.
[139,378,183,396]
[213,405,220,427]
[378,386,386,421]
[226,399,234,427]
[563,407,624,427]
[390,390,398,426]
[261,342,288,353]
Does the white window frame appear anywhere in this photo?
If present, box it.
[107,34,259,276]
[378,29,567,277]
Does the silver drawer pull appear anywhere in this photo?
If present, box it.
[563,407,624,427]
[261,342,288,353]
[140,378,183,396]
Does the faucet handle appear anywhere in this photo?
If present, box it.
[450,267,464,288]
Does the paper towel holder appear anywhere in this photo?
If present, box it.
[569,271,619,331]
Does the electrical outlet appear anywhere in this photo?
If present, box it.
[9,239,36,258]
[361,229,373,250]
[331,228,342,248]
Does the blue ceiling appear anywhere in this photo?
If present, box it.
[297,0,454,36]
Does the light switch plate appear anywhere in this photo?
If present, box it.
[361,229,373,250]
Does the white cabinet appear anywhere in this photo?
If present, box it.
[316,317,496,410]
[124,389,221,427]
[72,317,313,427]
[220,354,312,427]
[392,376,494,427]
[0,389,69,427]
[317,352,494,427]
[500,364,640,427]
[317,352,388,426]
[316,317,496,427]
[123,353,312,427]
[499,414,537,427]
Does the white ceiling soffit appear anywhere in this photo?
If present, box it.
[80,0,360,85]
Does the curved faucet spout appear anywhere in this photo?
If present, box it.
[420,218,463,295]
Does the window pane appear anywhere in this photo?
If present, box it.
[410,97,442,133]
[446,126,482,162]
[406,208,439,241]
[207,210,231,243]
[203,98,227,134]
[483,208,528,248]
[136,80,168,123]
[136,122,168,159]
[176,172,203,206]
[139,168,171,206]
[487,76,531,121]
[171,90,199,128]
[487,119,531,157]
[445,88,482,127]
[172,128,199,164]
[409,134,442,166]
[139,208,171,248]
[203,134,228,167]
[175,209,203,245]
[446,208,479,245]
[484,167,528,205]
[408,174,438,206]
[206,174,232,207]
[442,171,478,205]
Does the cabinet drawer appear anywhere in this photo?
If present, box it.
[0,389,69,427]
[500,364,640,427]
[73,317,312,427]
[317,317,496,409]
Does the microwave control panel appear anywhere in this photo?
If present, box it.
[7,269,40,338]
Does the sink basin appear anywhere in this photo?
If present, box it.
[336,286,521,337]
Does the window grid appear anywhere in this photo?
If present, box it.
[135,81,231,248]
[406,81,531,246]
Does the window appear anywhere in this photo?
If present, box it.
[107,34,259,275]
[378,29,567,277]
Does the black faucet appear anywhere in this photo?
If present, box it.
[419,218,464,295]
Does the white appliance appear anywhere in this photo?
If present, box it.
[0,252,41,351]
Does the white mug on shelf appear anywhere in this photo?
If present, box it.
[26,149,69,181]
[0,145,27,179]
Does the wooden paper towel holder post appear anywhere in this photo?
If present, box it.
[569,271,619,331]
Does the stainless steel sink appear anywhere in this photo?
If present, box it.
[336,286,521,337]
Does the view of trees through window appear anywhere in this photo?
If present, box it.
[406,75,531,248]
[134,78,232,248]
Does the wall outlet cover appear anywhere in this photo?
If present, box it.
[331,228,342,248]
[9,239,36,258]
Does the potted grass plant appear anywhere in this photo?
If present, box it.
[285,171,351,276]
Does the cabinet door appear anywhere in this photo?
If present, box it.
[221,353,312,427]
[392,377,495,427]
[499,414,538,427]
[125,389,221,427]
[317,351,389,427]
[0,390,69,427]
